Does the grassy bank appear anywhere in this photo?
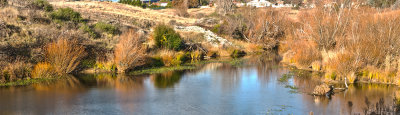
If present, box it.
[130,66,196,75]
[0,78,57,87]
[130,57,247,75]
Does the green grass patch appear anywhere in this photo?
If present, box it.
[0,78,57,87]
[278,73,292,82]
[94,22,118,35]
[130,66,196,75]
[188,58,247,67]
[131,58,248,75]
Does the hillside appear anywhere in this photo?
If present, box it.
[49,1,215,27]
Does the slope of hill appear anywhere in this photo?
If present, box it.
[49,1,214,27]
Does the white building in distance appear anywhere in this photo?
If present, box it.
[246,0,273,7]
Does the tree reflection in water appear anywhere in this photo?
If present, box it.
[150,71,184,88]
[2,56,400,114]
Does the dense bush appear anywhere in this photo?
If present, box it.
[217,7,292,49]
[280,4,400,83]
[45,39,86,74]
[153,24,183,50]
[32,0,53,12]
[50,8,83,23]
[114,30,146,73]
[94,22,118,35]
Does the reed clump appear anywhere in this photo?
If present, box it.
[45,39,86,74]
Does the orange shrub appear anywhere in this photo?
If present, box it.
[114,30,146,73]
[31,62,56,78]
[45,39,86,74]
[291,40,321,68]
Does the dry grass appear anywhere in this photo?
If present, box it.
[31,62,55,78]
[2,61,32,82]
[156,50,189,66]
[45,39,86,74]
[189,50,204,62]
[290,40,321,68]
[240,7,295,49]
[0,6,19,23]
[114,30,146,73]
[49,1,198,25]
[158,50,176,66]
[280,4,400,83]
[324,51,361,80]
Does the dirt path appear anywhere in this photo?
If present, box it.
[50,1,212,26]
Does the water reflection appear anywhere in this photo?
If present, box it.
[0,57,399,114]
[151,71,184,88]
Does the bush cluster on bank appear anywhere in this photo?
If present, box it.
[154,24,183,50]
[280,2,400,84]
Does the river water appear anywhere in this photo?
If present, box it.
[0,57,399,114]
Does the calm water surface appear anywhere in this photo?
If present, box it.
[0,58,399,114]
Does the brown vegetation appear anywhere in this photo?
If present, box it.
[281,3,400,83]
[114,30,146,73]
[291,40,321,68]
[2,61,32,82]
[45,39,86,74]
[31,62,56,78]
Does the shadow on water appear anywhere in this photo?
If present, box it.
[1,55,400,114]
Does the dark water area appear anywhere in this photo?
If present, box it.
[0,57,399,114]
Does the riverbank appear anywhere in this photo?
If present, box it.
[281,61,400,86]
[0,57,249,87]
[1,55,398,115]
